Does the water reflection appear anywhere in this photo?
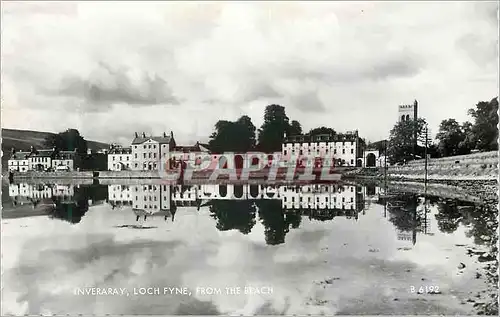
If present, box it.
[3,181,498,315]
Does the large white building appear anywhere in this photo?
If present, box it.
[131,132,175,171]
[282,131,359,167]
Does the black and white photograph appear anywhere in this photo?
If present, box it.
[1,1,498,315]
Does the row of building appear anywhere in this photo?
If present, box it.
[7,147,79,172]
[8,130,386,173]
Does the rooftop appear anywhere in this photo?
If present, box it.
[284,132,358,143]
[131,132,174,145]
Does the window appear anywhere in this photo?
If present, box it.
[334,149,337,154]
[143,153,146,158]
[342,149,345,154]
[135,163,138,168]
[135,153,138,159]
[134,146,137,149]
[350,159,354,165]
[148,153,151,158]
[284,150,287,155]
[153,153,156,159]
[351,197,354,202]
[127,156,129,161]
[351,149,354,154]
[143,145,146,149]
[153,145,156,149]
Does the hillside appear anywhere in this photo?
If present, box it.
[1,128,109,170]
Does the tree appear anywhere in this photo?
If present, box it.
[288,120,303,136]
[208,116,256,153]
[387,118,427,164]
[306,127,336,137]
[435,119,472,157]
[467,97,499,151]
[257,104,290,153]
[44,129,88,155]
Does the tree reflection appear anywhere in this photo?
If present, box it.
[386,194,421,232]
[435,200,463,234]
[257,200,288,245]
[209,200,257,234]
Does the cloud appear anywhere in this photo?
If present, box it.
[1,1,498,143]
[53,63,180,109]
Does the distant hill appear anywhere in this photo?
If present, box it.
[1,128,109,171]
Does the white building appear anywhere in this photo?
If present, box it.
[28,147,56,171]
[131,132,175,171]
[282,131,359,167]
[108,147,132,171]
[8,150,31,172]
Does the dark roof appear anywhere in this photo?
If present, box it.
[30,149,56,157]
[131,136,172,145]
[10,151,32,160]
[172,143,201,152]
[109,147,132,154]
[284,133,358,144]
[55,150,77,159]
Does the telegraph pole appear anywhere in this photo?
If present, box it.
[384,139,388,189]
[424,124,428,189]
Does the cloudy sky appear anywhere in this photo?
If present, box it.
[1,1,498,145]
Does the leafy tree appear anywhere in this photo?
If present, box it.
[435,119,472,157]
[307,126,336,137]
[210,200,257,234]
[467,97,499,151]
[208,116,256,153]
[288,120,303,136]
[387,118,427,164]
[257,104,290,153]
[44,129,88,155]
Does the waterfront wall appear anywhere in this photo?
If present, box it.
[98,171,162,179]
[388,151,498,180]
[352,151,497,181]
[12,171,94,179]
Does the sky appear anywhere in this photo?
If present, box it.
[1,1,498,146]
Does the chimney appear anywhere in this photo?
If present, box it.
[142,132,146,138]
[30,146,34,153]
[163,132,167,137]
[11,148,15,155]
[135,132,138,138]
[170,131,174,138]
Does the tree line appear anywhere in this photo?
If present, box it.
[208,104,366,154]
[43,97,497,165]
[386,97,498,164]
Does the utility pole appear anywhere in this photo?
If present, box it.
[384,139,388,190]
[424,124,428,189]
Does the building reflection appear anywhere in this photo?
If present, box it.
[7,183,108,224]
[9,182,367,244]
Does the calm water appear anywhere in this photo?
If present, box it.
[1,181,498,315]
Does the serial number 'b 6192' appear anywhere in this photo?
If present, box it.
[410,285,440,294]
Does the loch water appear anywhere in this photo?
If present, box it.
[1,181,498,315]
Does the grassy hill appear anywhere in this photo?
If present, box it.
[1,128,109,171]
